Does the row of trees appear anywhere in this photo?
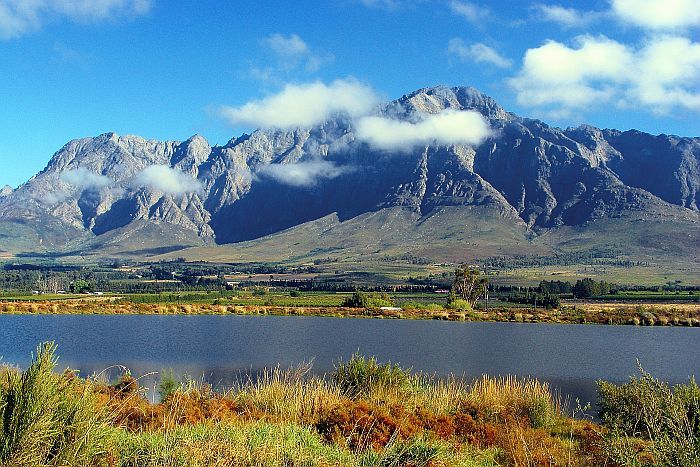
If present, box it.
[572,278,617,298]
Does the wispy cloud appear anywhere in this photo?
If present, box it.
[532,4,601,29]
[249,33,334,82]
[355,109,492,151]
[0,0,151,40]
[133,165,202,195]
[256,160,348,187]
[221,79,379,130]
[52,42,91,66]
[447,38,512,68]
[449,1,489,24]
[260,33,333,73]
[352,0,404,10]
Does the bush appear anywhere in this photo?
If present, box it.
[289,290,301,297]
[332,353,411,397]
[158,369,180,401]
[447,299,472,310]
[598,369,700,466]
[0,342,110,466]
[342,291,393,308]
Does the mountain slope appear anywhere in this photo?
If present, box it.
[0,85,697,266]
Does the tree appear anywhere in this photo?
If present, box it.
[70,280,94,294]
[450,266,488,307]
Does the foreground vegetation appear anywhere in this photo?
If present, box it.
[1,344,698,466]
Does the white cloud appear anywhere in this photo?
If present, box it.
[447,38,512,68]
[611,0,700,30]
[221,79,379,130]
[509,34,700,115]
[633,36,700,110]
[256,160,348,187]
[0,0,151,39]
[449,1,489,24]
[533,4,599,28]
[355,110,492,151]
[60,167,112,189]
[133,165,202,195]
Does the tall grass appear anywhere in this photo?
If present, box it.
[2,343,652,466]
[466,375,561,429]
[332,353,412,398]
[0,342,111,466]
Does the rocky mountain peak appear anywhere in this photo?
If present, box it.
[398,85,511,121]
[171,135,211,173]
[0,185,12,197]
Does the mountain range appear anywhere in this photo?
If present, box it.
[1,86,698,269]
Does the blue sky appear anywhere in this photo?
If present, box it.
[1,0,699,188]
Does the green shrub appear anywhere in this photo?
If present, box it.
[525,395,556,429]
[0,342,110,466]
[598,369,700,466]
[447,299,472,310]
[158,369,180,401]
[341,291,393,308]
[289,290,301,297]
[399,301,422,310]
[333,353,411,397]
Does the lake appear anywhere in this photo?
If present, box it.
[0,314,697,410]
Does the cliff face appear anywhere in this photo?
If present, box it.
[1,86,698,257]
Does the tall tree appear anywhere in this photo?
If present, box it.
[451,265,488,307]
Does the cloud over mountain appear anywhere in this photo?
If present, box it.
[60,167,112,190]
[256,160,348,187]
[355,109,491,150]
[221,79,379,129]
[133,165,202,195]
[221,79,378,129]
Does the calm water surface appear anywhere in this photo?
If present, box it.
[0,315,697,408]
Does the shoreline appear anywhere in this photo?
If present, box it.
[2,299,699,326]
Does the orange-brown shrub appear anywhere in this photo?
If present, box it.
[315,400,421,451]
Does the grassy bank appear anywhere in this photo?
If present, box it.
[1,344,698,466]
[1,299,700,326]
